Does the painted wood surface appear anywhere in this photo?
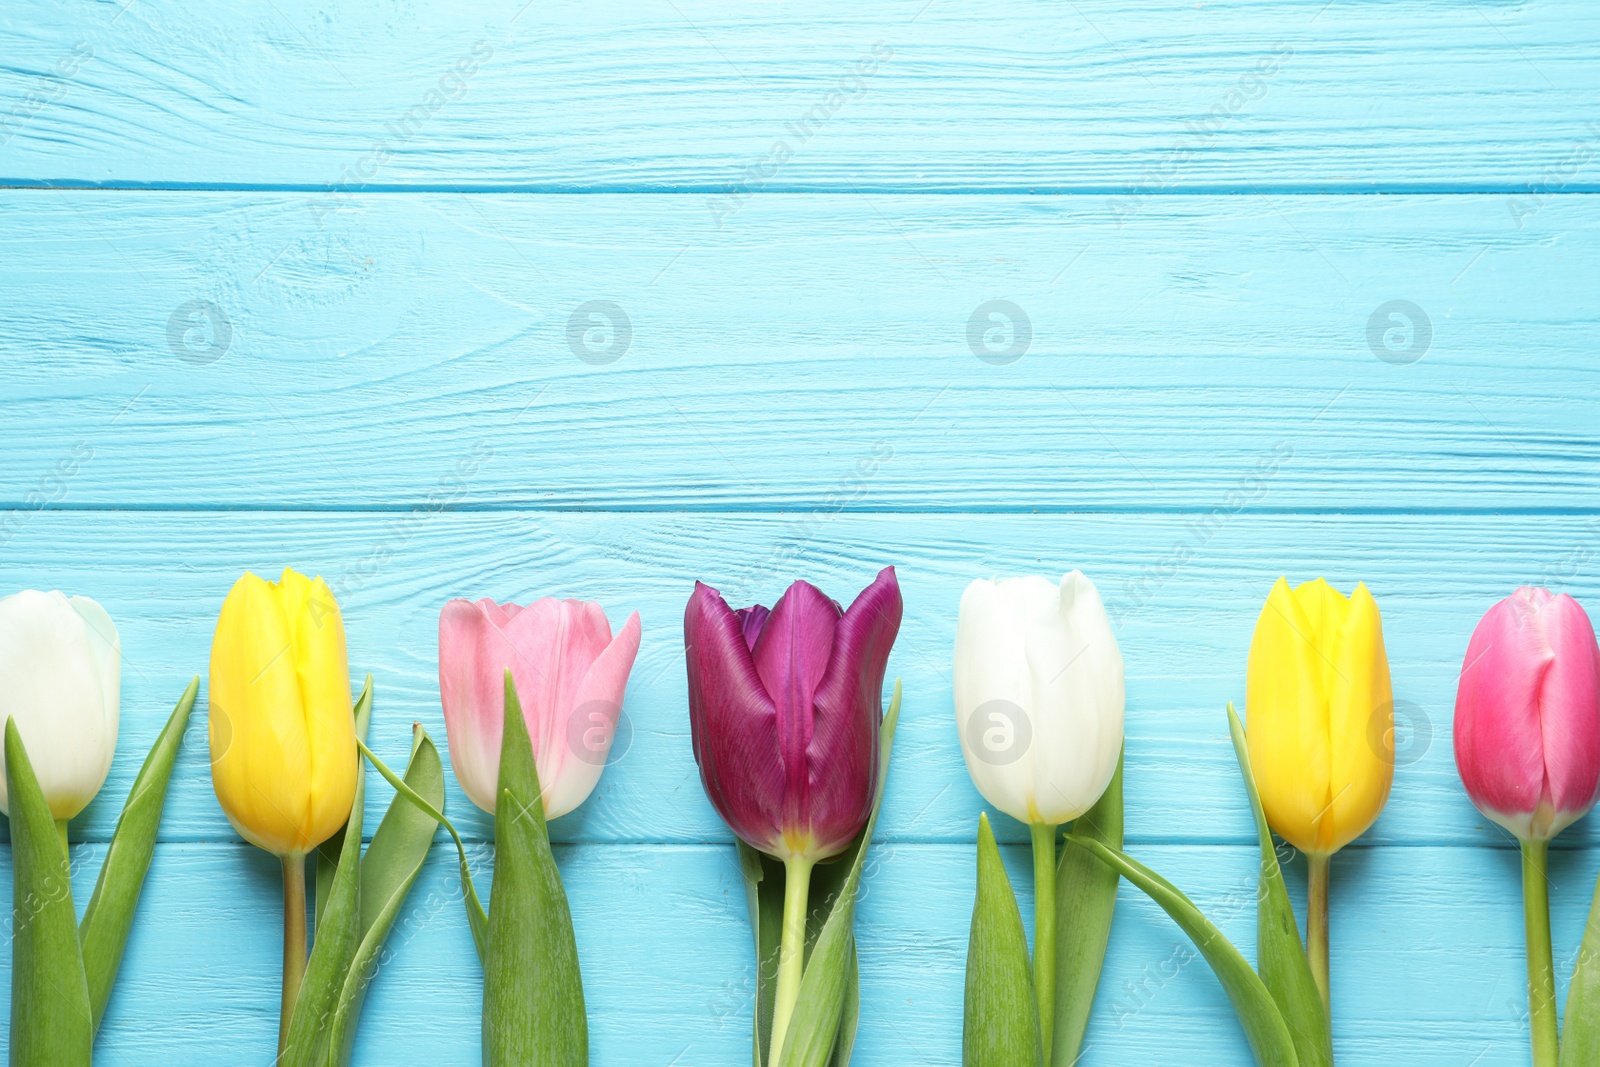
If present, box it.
[2,191,1598,511]
[2,0,1599,191]
[3,0,1599,1063]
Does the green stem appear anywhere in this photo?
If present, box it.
[1523,838,1559,1067]
[279,853,308,1058]
[1307,852,1330,1012]
[769,854,816,1064]
[1031,822,1059,1054]
[55,817,68,871]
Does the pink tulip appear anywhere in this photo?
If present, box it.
[1454,587,1600,840]
[685,567,901,862]
[439,597,642,819]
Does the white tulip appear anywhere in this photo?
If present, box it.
[0,591,121,819]
[953,571,1124,826]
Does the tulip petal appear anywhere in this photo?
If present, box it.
[1538,593,1600,824]
[439,598,506,814]
[545,610,643,819]
[1455,591,1554,837]
[1325,582,1393,852]
[953,578,1036,824]
[290,573,357,854]
[686,582,784,853]
[1246,577,1334,855]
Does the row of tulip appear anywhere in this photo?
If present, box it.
[1,568,1596,1066]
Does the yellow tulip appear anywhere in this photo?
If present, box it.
[1246,576,1393,857]
[209,569,357,858]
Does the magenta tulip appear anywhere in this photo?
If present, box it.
[685,566,901,862]
[439,596,642,819]
[1455,586,1600,841]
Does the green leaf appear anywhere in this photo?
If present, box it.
[318,678,374,930]
[1227,704,1332,1067]
[1562,860,1600,1065]
[776,679,901,1067]
[483,669,587,1066]
[5,719,93,1066]
[964,811,1044,1067]
[324,723,444,1066]
[1050,751,1122,1066]
[78,676,197,1032]
[737,841,785,1067]
[1066,836,1298,1067]
[282,679,374,1067]
[358,737,488,962]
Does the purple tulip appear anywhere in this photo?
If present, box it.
[685,567,902,862]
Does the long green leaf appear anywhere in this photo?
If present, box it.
[282,678,373,1067]
[6,719,93,1066]
[1050,751,1122,1066]
[358,738,488,962]
[318,678,374,929]
[78,676,197,1031]
[483,669,586,1066]
[1565,878,1600,1065]
[325,724,445,1066]
[737,841,785,1067]
[775,679,901,1067]
[1227,704,1332,1067]
[1066,836,1298,1067]
[964,811,1044,1067]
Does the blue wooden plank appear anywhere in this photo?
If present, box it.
[1,509,1596,851]
[1,0,1598,191]
[0,840,1585,1064]
[1,192,1597,510]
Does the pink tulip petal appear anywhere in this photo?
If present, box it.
[439,599,510,813]
[1539,593,1600,815]
[570,610,643,756]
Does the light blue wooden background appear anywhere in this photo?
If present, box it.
[3,0,1599,1062]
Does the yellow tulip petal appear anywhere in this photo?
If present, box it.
[1246,577,1333,855]
[291,574,356,850]
[209,573,310,855]
[1325,581,1393,853]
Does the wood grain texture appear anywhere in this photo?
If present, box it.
[2,191,1598,510]
[0,840,1587,1065]
[1,510,1595,853]
[1,0,1598,191]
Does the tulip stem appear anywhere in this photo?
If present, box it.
[769,855,816,1064]
[1523,839,1559,1067]
[279,853,308,1058]
[1307,852,1330,1011]
[1031,822,1059,1053]
[55,818,68,870]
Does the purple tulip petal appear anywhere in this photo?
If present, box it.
[685,582,784,851]
[734,604,770,650]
